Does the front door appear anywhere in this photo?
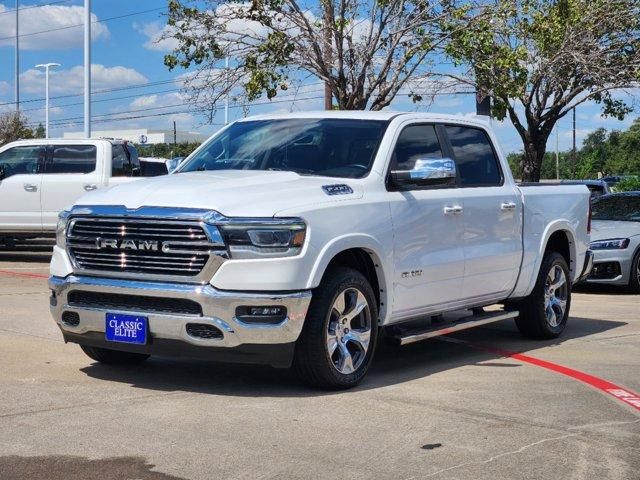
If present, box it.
[388,123,465,321]
[0,145,45,232]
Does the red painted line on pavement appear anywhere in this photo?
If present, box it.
[443,337,640,412]
[0,269,49,279]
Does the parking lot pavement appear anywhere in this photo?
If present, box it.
[0,253,638,480]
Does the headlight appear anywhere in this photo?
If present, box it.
[590,238,630,250]
[219,220,306,259]
[56,211,71,248]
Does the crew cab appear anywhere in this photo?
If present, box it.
[49,112,593,388]
[0,139,140,241]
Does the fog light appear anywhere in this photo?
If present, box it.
[235,306,287,325]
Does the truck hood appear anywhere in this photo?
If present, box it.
[79,170,363,217]
[591,220,640,241]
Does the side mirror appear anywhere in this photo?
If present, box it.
[390,157,456,189]
[131,166,141,177]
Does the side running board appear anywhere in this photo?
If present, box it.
[389,310,519,346]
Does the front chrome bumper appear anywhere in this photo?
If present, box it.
[49,275,312,367]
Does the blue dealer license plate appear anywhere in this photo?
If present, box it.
[105,313,147,345]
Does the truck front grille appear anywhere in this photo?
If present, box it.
[67,217,226,280]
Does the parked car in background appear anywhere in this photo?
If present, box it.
[587,192,640,293]
[0,139,140,241]
[561,179,611,198]
[49,112,592,388]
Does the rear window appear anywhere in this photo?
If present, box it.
[445,126,502,187]
[592,195,640,222]
[140,160,167,177]
[46,145,97,174]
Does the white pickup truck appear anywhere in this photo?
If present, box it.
[0,138,141,242]
[49,112,593,388]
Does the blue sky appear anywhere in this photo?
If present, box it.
[0,0,637,154]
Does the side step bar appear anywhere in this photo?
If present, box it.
[390,310,519,346]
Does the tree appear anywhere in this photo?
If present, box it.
[34,123,46,139]
[0,112,34,147]
[445,0,640,182]
[163,0,466,117]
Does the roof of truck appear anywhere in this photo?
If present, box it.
[2,138,126,146]
[237,110,491,126]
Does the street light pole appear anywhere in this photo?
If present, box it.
[35,63,61,139]
[84,0,91,138]
[15,0,19,112]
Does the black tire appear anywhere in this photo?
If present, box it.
[515,251,571,339]
[80,345,150,365]
[628,248,640,294]
[293,267,378,389]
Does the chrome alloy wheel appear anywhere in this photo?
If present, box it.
[326,287,372,375]
[544,265,568,327]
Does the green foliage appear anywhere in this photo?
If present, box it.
[614,176,640,192]
[134,142,202,159]
[508,117,640,180]
[445,0,640,181]
[0,112,34,147]
[34,123,45,139]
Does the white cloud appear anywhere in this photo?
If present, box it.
[0,4,109,50]
[135,21,179,52]
[0,80,9,96]
[20,64,148,95]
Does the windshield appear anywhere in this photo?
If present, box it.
[177,119,388,178]
[592,195,640,222]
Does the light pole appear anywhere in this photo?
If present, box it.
[35,63,60,139]
[84,0,91,138]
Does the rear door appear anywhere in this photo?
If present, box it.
[388,123,466,320]
[444,125,522,301]
[0,144,46,232]
[40,144,101,230]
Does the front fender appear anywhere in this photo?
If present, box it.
[306,234,393,324]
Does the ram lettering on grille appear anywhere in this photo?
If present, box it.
[67,218,225,278]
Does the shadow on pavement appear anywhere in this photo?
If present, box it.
[79,315,626,397]
[574,283,635,296]
[0,252,52,263]
[0,455,185,480]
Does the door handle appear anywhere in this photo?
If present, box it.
[443,205,463,215]
[83,184,98,191]
[23,183,38,192]
[500,202,517,211]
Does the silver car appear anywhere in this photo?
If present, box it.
[587,192,640,292]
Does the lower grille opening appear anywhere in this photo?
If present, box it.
[61,311,80,327]
[589,261,622,280]
[186,323,223,340]
[68,290,203,316]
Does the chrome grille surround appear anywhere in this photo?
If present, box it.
[65,206,228,284]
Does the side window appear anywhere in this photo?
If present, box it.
[445,126,502,187]
[0,146,45,178]
[46,145,97,174]
[391,125,443,171]
[126,144,140,174]
[111,144,131,177]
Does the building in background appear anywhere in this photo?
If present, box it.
[62,128,208,145]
